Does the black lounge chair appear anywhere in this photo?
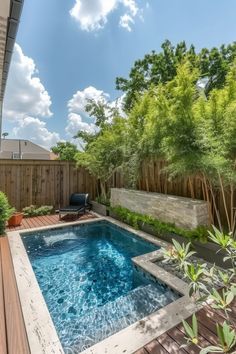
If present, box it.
[59,193,90,220]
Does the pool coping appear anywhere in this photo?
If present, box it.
[7,215,199,354]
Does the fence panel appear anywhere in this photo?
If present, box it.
[0,160,96,210]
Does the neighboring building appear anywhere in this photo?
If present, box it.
[0,0,24,150]
[0,139,54,160]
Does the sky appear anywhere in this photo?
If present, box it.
[2,0,236,150]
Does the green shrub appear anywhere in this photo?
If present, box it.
[110,205,209,243]
[0,192,15,235]
[23,205,53,217]
[95,195,110,206]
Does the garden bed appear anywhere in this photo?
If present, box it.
[110,209,228,268]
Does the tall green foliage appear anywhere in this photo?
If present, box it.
[51,142,79,161]
[75,54,236,233]
[0,192,15,235]
[116,40,236,111]
[195,62,236,231]
[76,117,125,198]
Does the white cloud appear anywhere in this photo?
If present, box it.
[119,14,134,31]
[66,86,108,139]
[66,86,125,141]
[12,117,60,150]
[3,44,60,150]
[70,0,142,32]
[68,86,109,114]
[66,113,97,136]
[70,0,117,31]
[122,0,138,16]
[3,44,52,121]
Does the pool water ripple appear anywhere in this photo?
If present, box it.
[22,221,179,353]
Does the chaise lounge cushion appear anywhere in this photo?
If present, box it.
[59,205,85,213]
[59,193,90,219]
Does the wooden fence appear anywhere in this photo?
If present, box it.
[0,159,234,227]
[0,160,97,211]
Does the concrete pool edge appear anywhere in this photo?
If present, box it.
[7,216,199,354]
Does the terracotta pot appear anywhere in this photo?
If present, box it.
[8,212,24,227]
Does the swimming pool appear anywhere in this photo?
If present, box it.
[22,220,179,353]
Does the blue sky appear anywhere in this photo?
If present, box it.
[3,0,236,149]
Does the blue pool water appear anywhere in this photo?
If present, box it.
[22,221,179,353]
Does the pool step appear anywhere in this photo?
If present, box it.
[65,284,177,353]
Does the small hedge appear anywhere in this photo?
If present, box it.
[110,205,209,243]
[0,192,15,235]
[23,205,54,217]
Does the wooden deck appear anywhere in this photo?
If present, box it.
[134,304,236,354]
[6,212,97,232]
[2,213,236,354]
[0,236,30,354]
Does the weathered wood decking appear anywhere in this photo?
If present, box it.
[0,236,30,354]
[134,302,236,354]
[6,212,97,232]
[2,214,236,354]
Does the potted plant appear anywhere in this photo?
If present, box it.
[8,211,24,227]
[0,192,15,235]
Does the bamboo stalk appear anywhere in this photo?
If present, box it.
[209,180,223,231]
[188,177,195,199]
[230,183,234,230]
[232,210,236,238]
[202,174,214,225]
[218,172,231,232]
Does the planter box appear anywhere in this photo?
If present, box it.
[110,188,209,229]
[110,211,228,268]
[8,212,23,227]
[91,201,109,216]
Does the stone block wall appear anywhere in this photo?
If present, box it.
[110,188,209,230]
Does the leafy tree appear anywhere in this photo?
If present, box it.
[73,97,121,152]
[116,40,236,111]
[76,118,126,199]
[51,142,79,161]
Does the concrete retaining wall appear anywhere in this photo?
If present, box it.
[110,188,209,229]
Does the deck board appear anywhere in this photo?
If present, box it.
[135,305,236,354]
[6,212,96,232]
[145,340,169,353]
[1,237,30,354]
[0,239,7,354]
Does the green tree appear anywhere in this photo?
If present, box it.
[76,118,126,199]
[116,40,236,111]
[51,141,79,161]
